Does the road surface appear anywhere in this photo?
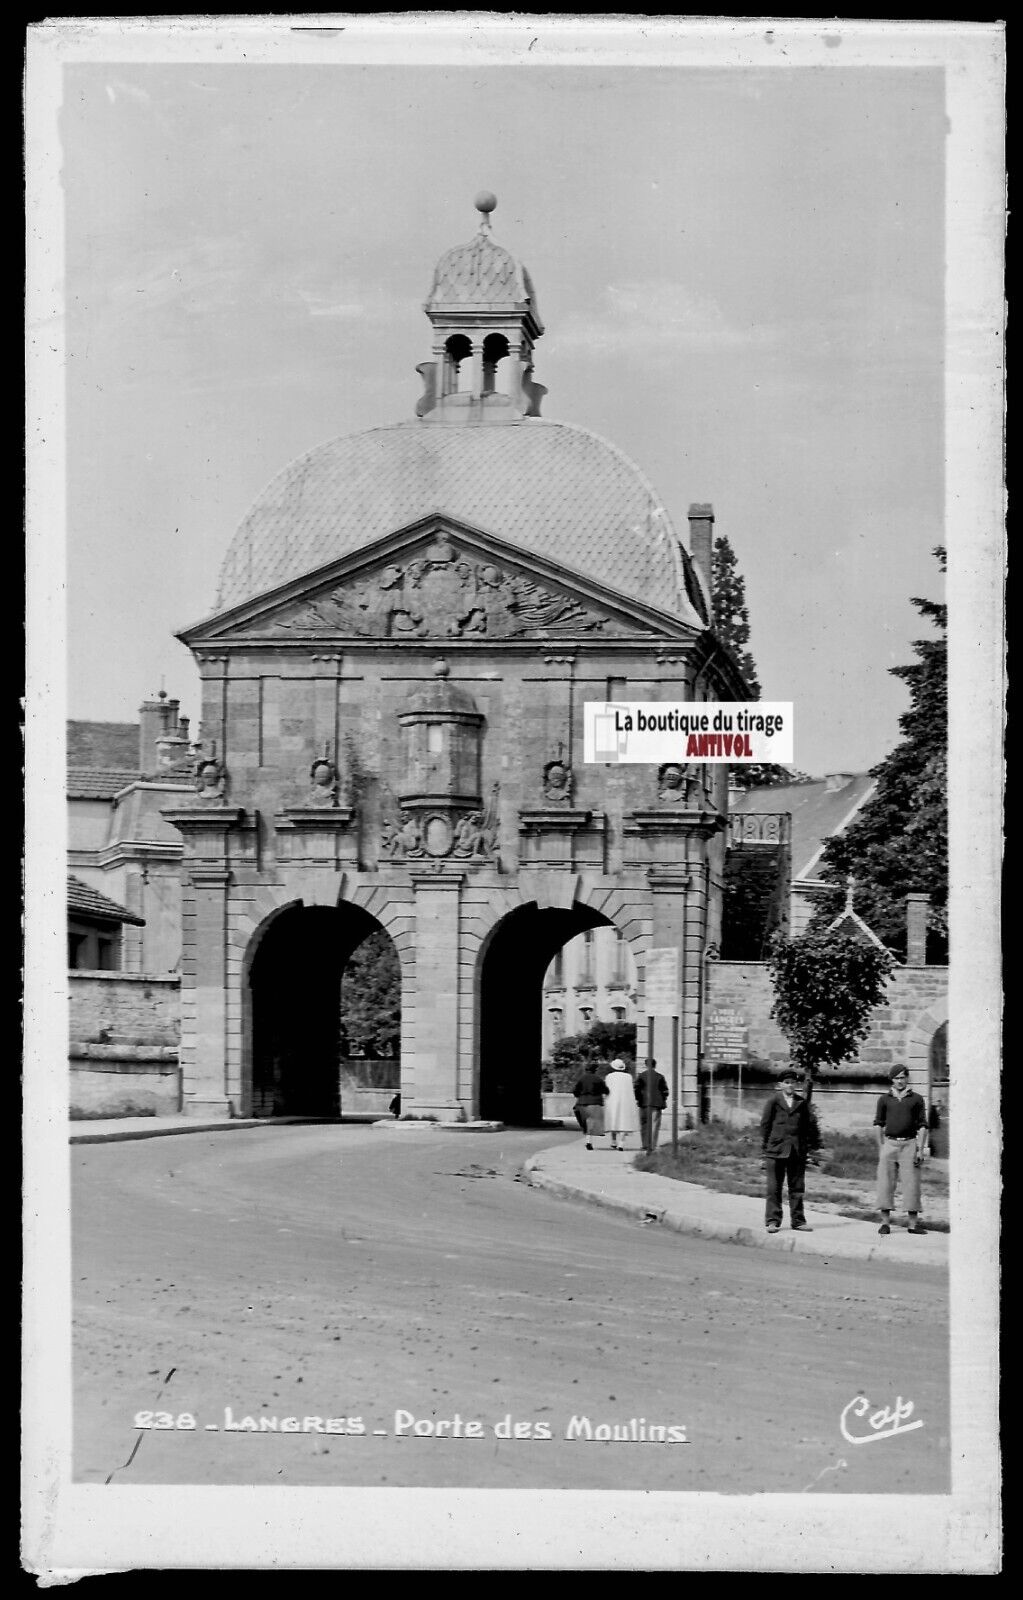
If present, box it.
[72,1123,949,1492]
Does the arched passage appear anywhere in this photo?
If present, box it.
[478,901,617,1126]
[247,902,398,1118]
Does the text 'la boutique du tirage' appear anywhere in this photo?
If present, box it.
[583,702,794,765]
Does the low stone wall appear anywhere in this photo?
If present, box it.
[70,972,181,1118]
[70,1046,181,1118]
[342,1087,398,1117]
[704,1080,893,1137]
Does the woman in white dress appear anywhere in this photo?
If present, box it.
[603,1058,641,1151]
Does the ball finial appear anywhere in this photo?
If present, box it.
[474,190,497,217]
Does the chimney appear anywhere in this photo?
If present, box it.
[138,691,179,774]
[688,503,714,601]
[906,893,929,965]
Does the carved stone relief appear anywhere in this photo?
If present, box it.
[378,785,500,864]
[245,537,628,641]
[194,757,226,802]
[657,762,701,804]
[542,758,573,805]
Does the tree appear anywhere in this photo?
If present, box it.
[542,1022,637,1091]
[813,548,947,960]
[767,927,894,1079]
[711,534,804,791]
[340,930,401,1057]
[711,534,761,696]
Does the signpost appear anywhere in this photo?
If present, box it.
[644,947,680,1154]
[703,1010,749,1119]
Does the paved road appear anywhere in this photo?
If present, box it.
[72,1123,949,1492]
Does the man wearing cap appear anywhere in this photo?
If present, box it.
[759,1065,815,1233]
[874,1065,929,1234]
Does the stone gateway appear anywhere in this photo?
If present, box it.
[167,197,749,1126]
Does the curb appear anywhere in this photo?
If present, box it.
[522,1158,948,1268]
[71,1115,511,1144]
[70,1117,290,1144]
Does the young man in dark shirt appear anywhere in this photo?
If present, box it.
[874,1064,929,1234]
[759,1065,815,1233]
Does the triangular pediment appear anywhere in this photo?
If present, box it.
[180,518,699,647]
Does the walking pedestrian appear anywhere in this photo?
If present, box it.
[759,1065,815,1233]
[634,1059,669,1151]
[572,1062,609,1151]
[604,1058,641,1151]
[874,1064,929,1234]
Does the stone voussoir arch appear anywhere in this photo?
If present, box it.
[904,993,949,1086]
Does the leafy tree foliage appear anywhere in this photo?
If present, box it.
[711,534,761,696]
[813,549,947,960]
[711,535,804,791]
[728,764,815,791]
[767,927,894,1078]
[340,930,401,1057]
[542,1022,637,1091]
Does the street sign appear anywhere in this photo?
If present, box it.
[644,947,680,1017]
[705,1009,749,1064]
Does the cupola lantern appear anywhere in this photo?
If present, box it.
[416,193,546,422]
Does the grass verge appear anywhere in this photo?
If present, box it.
[634,1120,948,1223]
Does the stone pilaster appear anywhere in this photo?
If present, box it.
[403,871,466,1119]
[646,865,702,1124]
[182,866,233,1116]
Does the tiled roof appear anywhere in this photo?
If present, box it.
[67,720,138,768]
[213,419,703,627]
[67,768,140,799]
[729,774,876,881]
[425,231,537,316]
[68,874,145,926]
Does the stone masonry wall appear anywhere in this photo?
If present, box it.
[704,960,948,1136]
[70,972,181,1044]
[69,973,181,1118]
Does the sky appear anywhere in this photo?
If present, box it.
[56,34,949,777]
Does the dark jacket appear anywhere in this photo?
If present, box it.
[573,1068,609,1107]
[760,1089,813,1159]
[634,1071,669,1110]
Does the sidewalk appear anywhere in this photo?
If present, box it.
[524,1136,949,1269]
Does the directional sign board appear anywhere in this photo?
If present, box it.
[644,947,680,1017]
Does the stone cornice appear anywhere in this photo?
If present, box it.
[646,868,693,892]
[273,807,355,832]
[96,840,184,868]
[409,868,469,889]
[625,809,725,840]
[518,809,596,834]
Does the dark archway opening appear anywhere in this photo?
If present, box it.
[479,902,613,1126]
[248,904,396,1118]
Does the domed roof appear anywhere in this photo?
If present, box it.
[213,418,705,629]
[425,231,542,327]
